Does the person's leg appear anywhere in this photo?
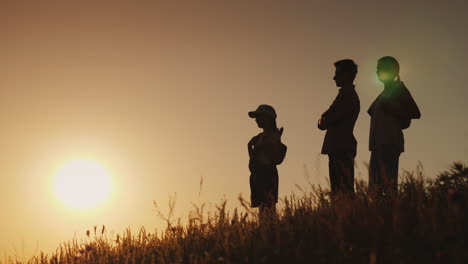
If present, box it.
[260,202,276,214]
[335,153,355,193]
[259,197,276,222]
[342,154,355,193]
[259,166,278,219]
[381,145,400,197]
[329,155,339,194]
[250,173,260,208]
[259,204,267,216]
[330,153,355,195]
[368,150,381,195]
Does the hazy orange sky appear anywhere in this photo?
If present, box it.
[1,0,467,259]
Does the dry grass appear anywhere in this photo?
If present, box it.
[4,162,468,264]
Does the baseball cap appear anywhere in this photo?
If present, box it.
[248,104,277,119]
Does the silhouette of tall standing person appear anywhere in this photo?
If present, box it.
[318,59,360,194]
[248,105,287,215]
[368,56,421,196]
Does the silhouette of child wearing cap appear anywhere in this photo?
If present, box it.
[247,104,287,215]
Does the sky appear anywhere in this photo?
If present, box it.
[1,0,468,259]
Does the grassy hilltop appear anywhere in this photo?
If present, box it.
[7,162,468,264]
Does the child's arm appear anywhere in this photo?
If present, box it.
[247,135,259,159]
[264,128,287,165]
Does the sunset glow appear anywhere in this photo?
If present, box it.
[53,159,112,210]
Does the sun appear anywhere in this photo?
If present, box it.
[53,159,113,210]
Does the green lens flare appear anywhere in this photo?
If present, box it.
[378,72,391,82]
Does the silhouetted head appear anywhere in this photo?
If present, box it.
[333,59,358,88]
[248,104,277,129]
[377,56,400,84]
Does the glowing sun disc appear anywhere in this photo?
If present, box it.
[53,159,112,210]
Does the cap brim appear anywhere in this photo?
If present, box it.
[249,111,275,119]
[248,111,258,118]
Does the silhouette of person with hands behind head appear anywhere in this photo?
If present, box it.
[248,105,287,217]
[368,56,421,197]
[318,59,360,195]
